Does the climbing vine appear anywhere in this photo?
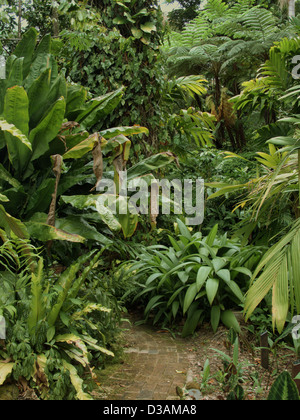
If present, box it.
[64,0,167,152]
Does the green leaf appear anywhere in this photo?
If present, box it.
[47,326,56,342]
[221,310,241,333]
[0,119,32,175]
[100,125,149,139]
[131,27,143,39]
[29,97,66,161]
[196,266,211,291]
[25,221,85,243]
[268,371,300,401]
[13,28,38,78]
[4,85,29,136]
[27,68,51,126]
[61,195,122,232]
[206,278,219,305]
[55,216,112,245]
[47,262,81,328]
[63,133,99,160]
[0,205,29,239]
[140,21,157,33]
[28,258,45,336]
[113,16,127,25]
[0,194,9,202]
[206,224,218,246]
[183,283,198,314]
[76,87,124,130]
[127,152,177,180]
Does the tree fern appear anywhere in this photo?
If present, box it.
[241,7,277,41]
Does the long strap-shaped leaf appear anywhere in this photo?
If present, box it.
[47,262,81,328]
[28,258,45,336]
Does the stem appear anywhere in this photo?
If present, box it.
[298,149,300,214]
[18,0,22,39]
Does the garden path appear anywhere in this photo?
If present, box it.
[94,318,196,400]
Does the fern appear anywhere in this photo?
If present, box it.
[241,7,277,40]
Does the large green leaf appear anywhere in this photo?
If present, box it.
[24,53,57,90]
[100,126,149,140]
[0,119,32,176]
[25,179,56,217]
[25,221,85,243]
[61,195,122,232]
[117,197,139,238]
[0,205,29,239]
[183,283,198,314]
[75,87,124,130]
[127,152,178,180]
[27,68,51,127]
[55,216,112,245]
[65,84,88,118]
[47,262,81,328]
[29,97,66,161]
[62,361,93,400]
[206,278,219,305]
[63,133,99,160]
[4,86,29,136]
[13,27,38,78]
[27,258,45,336]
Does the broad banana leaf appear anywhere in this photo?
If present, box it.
[75,87,124,130]
[4,85,29,136]
[61,194,122,233]
[27,68,51,127]
[25,221,86,243]
[29,97,66,162]
[13,27,38,78]
[127,152,178,180]
[0,205,29,239]
[0,119,32,177]
[100,126,149,139]
[55,216,112,245]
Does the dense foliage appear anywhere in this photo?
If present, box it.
[0,0,300,401]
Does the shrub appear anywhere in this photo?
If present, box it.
[125,220,263,336]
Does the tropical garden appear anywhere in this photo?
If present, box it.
[0,0,300,401]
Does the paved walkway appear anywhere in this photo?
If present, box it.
[96,321,195,400]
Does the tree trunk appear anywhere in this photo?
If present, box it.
[18,0,22,38]
[52,4,60,37]
[289,0,295,17]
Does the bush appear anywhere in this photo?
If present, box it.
[124,220,263,336]
[0,237,119,400]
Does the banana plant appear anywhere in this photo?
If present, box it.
[0,28,172,243]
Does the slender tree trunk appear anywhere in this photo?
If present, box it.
[18,0,22,38]
[52,3,60,37]
[289,0,295,17]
